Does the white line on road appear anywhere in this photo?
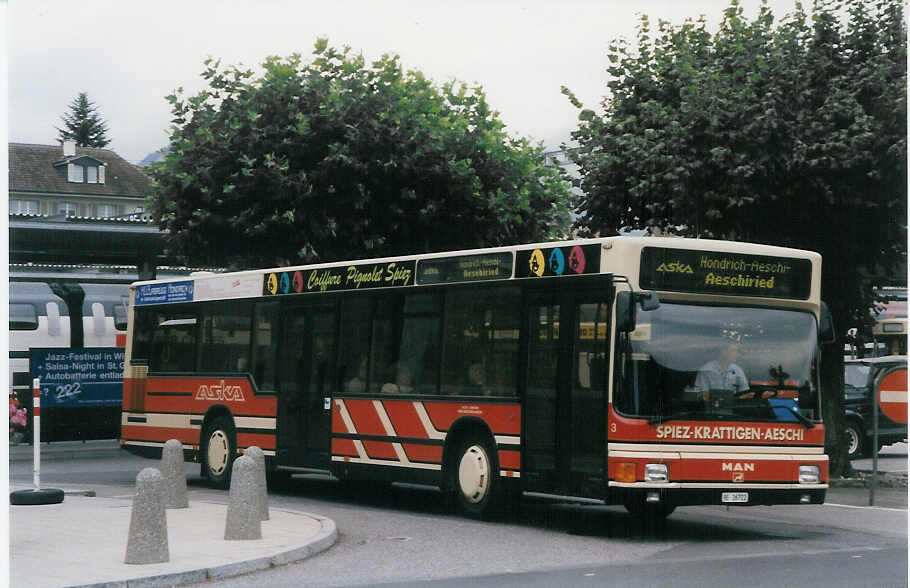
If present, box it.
[825,502,907,512]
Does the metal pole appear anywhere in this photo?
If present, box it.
[870,383,879,506]
[32,377,41,491]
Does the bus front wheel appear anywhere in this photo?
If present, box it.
[450,434,502,520]
[202,416,237,489]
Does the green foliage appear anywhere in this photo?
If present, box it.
[56,92,111,147]
[569,0,905,322]
[568,0,906,475]
[150,42,573,269]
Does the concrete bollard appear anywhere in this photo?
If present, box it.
[224,455,262,540]
[161,439,189,509]
[125,467,169,564]
[244,446,269,521]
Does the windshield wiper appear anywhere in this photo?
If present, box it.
[787,406,815,429]
[648,411,708,425]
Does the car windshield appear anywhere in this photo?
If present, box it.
[614,302,820,423]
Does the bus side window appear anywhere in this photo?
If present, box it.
[251,301,280,392]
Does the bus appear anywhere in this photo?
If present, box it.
[871,293,907,357]
[120,237,831,520]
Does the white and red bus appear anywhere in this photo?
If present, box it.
[120,237,831,519]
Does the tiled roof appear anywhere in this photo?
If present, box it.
[9,143,150,199]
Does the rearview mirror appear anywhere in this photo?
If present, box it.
[639,291,660,312]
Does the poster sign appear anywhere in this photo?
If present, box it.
[417,253,513,284]
[877,367,908,424]
[639,247,812,300]
[30,347,124,408]
[263,260,416,296]
[135,280,195,306]
[515,244,601,278]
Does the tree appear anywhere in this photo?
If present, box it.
[149,40,573,269]
[56,92,111,147]
[565,0,906,476]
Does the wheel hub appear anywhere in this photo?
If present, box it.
[458,445,490,504]
[207,430,229,476]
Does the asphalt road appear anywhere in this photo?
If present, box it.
[9,450,907,588]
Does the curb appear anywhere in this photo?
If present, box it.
[9,440,123,462]
[67,512,338,588]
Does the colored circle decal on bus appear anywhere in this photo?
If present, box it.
[292,271,304,293]
[568,245,586,274]
[877,367,908,424]
[267,273,279,295]
[529,249,545,277]
[549,248,565,275]
[279,272,291,294]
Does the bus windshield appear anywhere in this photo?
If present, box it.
[615,302,820,423]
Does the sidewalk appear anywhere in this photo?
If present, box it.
[9,493,337,588]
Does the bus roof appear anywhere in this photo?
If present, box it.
[131,236,821,306]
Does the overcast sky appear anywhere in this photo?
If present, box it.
[8,0,804,164]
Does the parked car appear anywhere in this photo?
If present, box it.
[843,355,907,459]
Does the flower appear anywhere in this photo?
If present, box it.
[9,397,27,431]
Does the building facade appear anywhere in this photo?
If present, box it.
[9,141,149,218]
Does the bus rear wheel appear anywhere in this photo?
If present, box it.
[202,416,236,489]
[450,434,502,520]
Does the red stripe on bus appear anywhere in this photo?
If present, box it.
[498,449,520,470]
[236,433,276,451]
[362,440,399,460]
[402,443,443,464]
[121,425,198,446]
[331,438,358,457]
[423,401,521,435]
[343,399,388,437]
[607,404,826,446]
[607,457,829,484]
[382,401,428,439]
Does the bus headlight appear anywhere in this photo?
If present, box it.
[645,463,669,483]
[799,465,820,484]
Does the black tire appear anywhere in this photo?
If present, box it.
[844,421,865,460]
[201,415,237,489]
[449,433,502,520]
[10,488,65,505]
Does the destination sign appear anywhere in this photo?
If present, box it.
[515,244,601,278]
[639,247,812,300]
[135,280,195,306]
[417,253,513,284]
[263,260,416,296]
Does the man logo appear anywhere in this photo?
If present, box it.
[722,462,755,472]
[196,380,245,402]
[656,261,694,274]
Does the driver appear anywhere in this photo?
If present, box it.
[695,340,749,401]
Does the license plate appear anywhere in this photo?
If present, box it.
[721,492,749,503]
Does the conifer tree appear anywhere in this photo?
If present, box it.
[56,92,111,147]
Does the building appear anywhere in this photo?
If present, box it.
[9,141,149,218]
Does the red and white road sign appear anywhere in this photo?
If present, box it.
[877,367,908,425]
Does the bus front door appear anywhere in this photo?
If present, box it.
[277,302,335,470]
[522,282,609,498]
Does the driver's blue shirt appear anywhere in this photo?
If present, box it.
[695,360,749,392]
